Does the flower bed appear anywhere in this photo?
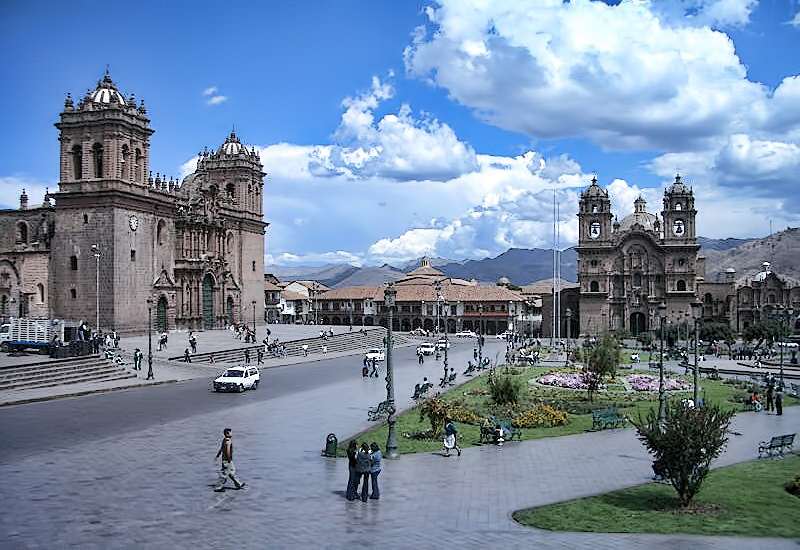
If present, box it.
[627,373,690,392]
[536,371,593,390]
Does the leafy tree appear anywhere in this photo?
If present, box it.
[488,375,522,406]
[583,333,620,402]
[743,319,784,350]
[633,402,735,507]
[418,394,450,436]
[698,321,736,353]
[636,332,653,348]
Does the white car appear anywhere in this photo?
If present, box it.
[416,342,436,356]
[496,331,513,340]
[365,348,386,361]
[213,365,260,392]
[454,330,477,338]
[434,338,450,350]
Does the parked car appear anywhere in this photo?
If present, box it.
[496,331,513,340]
[416,342,436,356]
[213,365,260,392]
[454,330,477,338]
[434,338,450,350]
[365,348,386,361]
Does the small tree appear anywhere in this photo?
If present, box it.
[488,375,522,406]
[633,402,735,507]
[583,333,619,402]
[743,319,783,351]
[418,394,450,436]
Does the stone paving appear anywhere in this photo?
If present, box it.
[0,327,798,549]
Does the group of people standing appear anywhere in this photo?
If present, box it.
[346,441,382,501]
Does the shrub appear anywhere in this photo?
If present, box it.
[514,404,568,428]
[489,374,523,405]
[418,394,449,435]
[633,402,736,507]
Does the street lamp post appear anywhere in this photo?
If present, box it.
[435,280,441,336]
[565,307,572,364]
[146,298,154,380]
[91,244,100,334]
[779,305,794,385]
[252,300,256,333]
[691,299,703,406]
[478,303,484,369]
[658,301,668,425]
[384,283,398,458]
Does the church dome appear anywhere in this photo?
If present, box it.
[618,196,658,232]
[218,131,248,156]
[88,72,126,105]
[581,176,607,199]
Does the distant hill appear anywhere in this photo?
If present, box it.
[701,228,800,283]
[268,229,800,289]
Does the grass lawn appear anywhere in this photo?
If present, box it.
[513,456,800,538]
[342,364,790,457]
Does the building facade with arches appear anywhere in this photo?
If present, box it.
[0,72,266,335]
[576,175,701,336]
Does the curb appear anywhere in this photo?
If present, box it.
[0,378,180,408]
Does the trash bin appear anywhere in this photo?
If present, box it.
[324,433,337,457]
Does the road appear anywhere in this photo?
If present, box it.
[0,338,501,464]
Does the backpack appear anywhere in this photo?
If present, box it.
[355,450,371,473]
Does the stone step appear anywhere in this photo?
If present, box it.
[0,356,134,390]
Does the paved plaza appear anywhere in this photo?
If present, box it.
[0,326,798,549]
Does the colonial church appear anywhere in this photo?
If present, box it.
[0,72,266,335]
[576,175,700,335]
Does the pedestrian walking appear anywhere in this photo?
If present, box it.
[184,348,192,363]
[355,442,372,502]
[133,348,143,372]
[213,428,245,492]
[370,358,378,378]
[244,348,250,363]
[302,344,309,356]
[346,440,360,500]
[257,349,264,364]
[766,384,774,412]
[369,442,382,500]
[322,344,327,354]
[443,417,461,457]
[189,332,197,354]
[775,386,784,416]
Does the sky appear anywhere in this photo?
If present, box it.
[2,0,800,268]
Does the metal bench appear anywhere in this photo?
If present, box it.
[758,433,795,458]
[367,400,395,422]
[592,407,627,430]
[479,416,522,443]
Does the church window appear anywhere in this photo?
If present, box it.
[16,222,28,244]
[130,250,136,262]
[589,221,601,238]
[674,203,682,211]
[135,149,143,182]
[121,145,130,180]
[70,256,78,270]
[592,205,598,213]
[704,293,713,304]
[92,143,104,178]
[591,260,598,267]
[157,220,167,246]
[84,214,88,224]
[1,295,7,315]
[226,183,235,198]
[70,289,76,299]
[633,273,642,288]
[72,145,83,180]
[769,294,775,304]
[678,258,685,267]
[676,280,687,291]
[590,281,599,292]
[37,283,44,304]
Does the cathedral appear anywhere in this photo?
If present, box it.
[0,72,267,335]
[576,175,700,336]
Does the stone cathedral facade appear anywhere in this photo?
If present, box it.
[576,175,700,336]
[0,72,267,335]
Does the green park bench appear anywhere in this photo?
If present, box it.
[591,407,627,430]
[758,433,795,458]
[479,416,522,443]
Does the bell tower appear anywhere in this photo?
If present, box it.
[661,174,697,242]
[578,176,613,245]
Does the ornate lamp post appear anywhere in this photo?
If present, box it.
[91,244,100,333]
[565,307,572,363]
[779,305,794,385]
[146,298,154,380]
[658,301,668,425]
[478,303,484,368]
[252,300,256,332]
[434,280,441,336]
[384,283,398,458]
[691,299,703,406]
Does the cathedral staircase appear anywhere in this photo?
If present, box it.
[0,355,136,391]
[172,328,419,364]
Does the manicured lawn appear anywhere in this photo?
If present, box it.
[513,456,800,538]
[342,363,788,456]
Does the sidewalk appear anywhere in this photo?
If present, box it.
[0,334,797,549]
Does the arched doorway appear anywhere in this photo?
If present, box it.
[202,274,215,329]
[629,312,646,336]
[226,296,234,326]
[156,296,168,333]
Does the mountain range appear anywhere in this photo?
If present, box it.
[268,228,800,289]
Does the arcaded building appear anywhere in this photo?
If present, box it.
[576,176,701,336]
[0,72,267,335]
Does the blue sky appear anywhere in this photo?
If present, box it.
[2,0,799,267]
